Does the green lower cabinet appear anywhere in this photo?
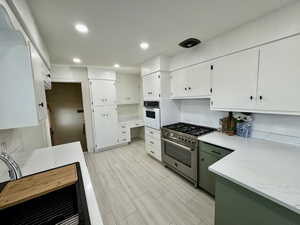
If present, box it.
[215,176,300,225]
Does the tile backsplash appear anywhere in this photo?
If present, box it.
[179,99,300,146]
[0,121,50,182]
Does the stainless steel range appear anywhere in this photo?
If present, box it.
[161,123,215,186]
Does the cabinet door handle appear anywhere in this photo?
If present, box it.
[150,131,154,134]
[250,96,253,100]
[150,141,154,144]
[38,102,44,107]
[188,87,191,90]
[184,88,187,91]
[259,96,263,100]
[211,150,221,155]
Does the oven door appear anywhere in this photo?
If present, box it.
[144,108,160,129]
[162,138,197,181]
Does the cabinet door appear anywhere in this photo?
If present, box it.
[90,80,116,106]
[143,73,160,100]
[185,63,211,97]
[170,69,186,98]
[117,74,140,104]
[31,45,47,121]
[257,35,300,114]
[211,48,259,111]
[93,106,118,149]
[199,151,219,196]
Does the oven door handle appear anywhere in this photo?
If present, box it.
[162,138,193,151]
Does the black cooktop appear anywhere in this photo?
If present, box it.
[163,122,215,137]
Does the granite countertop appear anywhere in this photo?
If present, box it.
[198,132,300,214]
[21,142,103,225]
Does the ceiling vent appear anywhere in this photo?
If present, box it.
[178,38,201,48]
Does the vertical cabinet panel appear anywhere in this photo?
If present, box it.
[31,45,48,121]
[93,106,118,149]
[211,48,259,110]
[258,35,300,113]
[90,80,116,106]
[143,73,161,100]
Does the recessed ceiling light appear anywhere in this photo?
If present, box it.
[73,57,81,63]
[75,23,89,33]
[140,42,149,50]
[114,64,120,68]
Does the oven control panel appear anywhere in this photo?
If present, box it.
[162,129,197,147]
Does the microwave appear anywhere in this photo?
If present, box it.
[144,101,160,130]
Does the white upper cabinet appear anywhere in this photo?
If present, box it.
[0,30,39,129]
[141,56,169,76]
[116,74,140,104]
[90,79,116,106]
[88,68,116,80]
[170,69,186,98]
[257,35,300,114]
[143,72,161,100]
[211,48,259,111]
[170,62,211,99]
[93,106,118,149]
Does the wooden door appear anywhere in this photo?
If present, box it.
[46,83,87,151]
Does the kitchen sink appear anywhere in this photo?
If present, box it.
[0,163,90,225]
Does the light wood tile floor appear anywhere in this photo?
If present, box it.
[85,139,215,225]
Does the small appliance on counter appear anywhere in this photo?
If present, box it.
[161,122,215,186]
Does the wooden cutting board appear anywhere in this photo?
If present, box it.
[0,164,78,209]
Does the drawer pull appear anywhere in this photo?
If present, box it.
[150,131,154,134]
[211,150,221,155]
[150,141,154,144]
[122,131,126,134]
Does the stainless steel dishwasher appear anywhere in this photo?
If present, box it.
[198,142,232,196]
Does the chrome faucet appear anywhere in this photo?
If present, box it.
[0,152,22,180]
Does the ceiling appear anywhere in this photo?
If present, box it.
[27,0,294,70]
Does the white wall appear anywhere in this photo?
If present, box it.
[51,65,94,152]
[170,1,300,71]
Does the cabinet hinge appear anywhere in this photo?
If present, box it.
[210,65,214,70]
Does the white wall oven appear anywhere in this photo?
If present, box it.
[144,101,160,130]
